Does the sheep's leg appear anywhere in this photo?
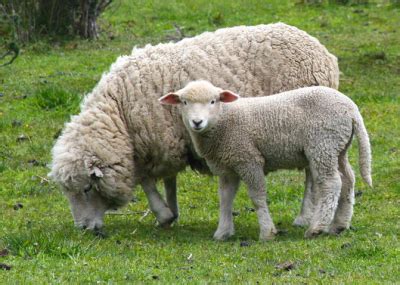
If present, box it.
[293,168,316,227]
[141,178,175,227]
[213,175,240,241]
[164,176,179,221]
[65,189,108,233]
[237,164,277,241]
[329,154,355,235]
[305,169,342,238]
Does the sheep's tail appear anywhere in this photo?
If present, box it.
[353,110,372,187]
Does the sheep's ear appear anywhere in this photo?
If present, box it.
[220,90,239,103]
[159,93,181,105]
[89,166,103,178]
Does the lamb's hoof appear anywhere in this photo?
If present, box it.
[293,216,310,227]
[213,228,234,241]
[259,227,277,241]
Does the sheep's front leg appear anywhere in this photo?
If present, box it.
[237,164,277,241]
[213,174,240,241]
[141,178,175,227]
[293,168,316,227]
[164,176,179,221]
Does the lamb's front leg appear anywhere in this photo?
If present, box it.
[213,174,240,241]
[238,164,277,241]
[293,168,316,227]
[142,178,175,227]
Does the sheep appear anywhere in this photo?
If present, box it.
[159,80,372,240]
[49,23,339,232]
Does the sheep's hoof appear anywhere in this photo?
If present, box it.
[329,225,348,236]
[76,219,104,231]
[293,216,310,227]
[93,228,107,238]
[213,228,234,241]
[304,228,324,239]
[259,227,277,241]
[156,207,177,228]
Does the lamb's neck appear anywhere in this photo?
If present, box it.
[189,129,219,159]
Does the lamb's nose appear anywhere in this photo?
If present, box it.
[192,119,203,127]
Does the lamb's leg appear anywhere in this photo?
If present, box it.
[213,174,240,241]
[330,154,355,235]
[293,168,316,227]
[305,169,342,238]
[141,178,175,227]
[164,176,179,221]
[238,164,277,241]
[65,188,108,233]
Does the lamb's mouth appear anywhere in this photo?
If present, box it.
[192,126,204,132]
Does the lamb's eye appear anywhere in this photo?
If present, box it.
[183,100,187,105]
[211,100,215,105]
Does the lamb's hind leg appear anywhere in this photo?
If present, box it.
[305,167,342,238]
[142,178,175,227]
[293,168,315,227]
[213,174,240,241]
[330,154,355,235]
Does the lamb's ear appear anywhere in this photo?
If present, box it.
[159,93,181,105]
[219,90,239,103]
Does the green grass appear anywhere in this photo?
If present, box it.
[0,0,399,283]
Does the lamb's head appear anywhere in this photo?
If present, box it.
[159,80,239,133]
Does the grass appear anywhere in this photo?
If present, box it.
[0,0,399,283]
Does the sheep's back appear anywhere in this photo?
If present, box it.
[79,23,340,177]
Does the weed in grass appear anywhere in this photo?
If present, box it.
[31,86,81,112]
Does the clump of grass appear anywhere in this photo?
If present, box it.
[32,86,81,112]
[3,229,94,259]
[209,11,225,26]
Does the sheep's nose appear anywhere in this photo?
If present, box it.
[192,119,203,127]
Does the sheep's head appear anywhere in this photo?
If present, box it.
[159,80,239,133]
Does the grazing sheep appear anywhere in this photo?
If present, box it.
[159,80,372,240]
[49,23,339,231]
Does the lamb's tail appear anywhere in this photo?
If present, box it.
[353,110,373,187]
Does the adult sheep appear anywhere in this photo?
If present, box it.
[49,23,339,232]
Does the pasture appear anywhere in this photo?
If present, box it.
[0,0,399,283]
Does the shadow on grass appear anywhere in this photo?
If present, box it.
[97,218,312,243]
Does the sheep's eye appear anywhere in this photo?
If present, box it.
[84,184,92,193]
[183,100,187,105]
[211,100,215,105]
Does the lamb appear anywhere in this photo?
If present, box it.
[49,23,339,232]
[159,80,372,240]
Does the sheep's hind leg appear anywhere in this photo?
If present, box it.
[238,164,277,241]
[213,174,240,241]
[329,154,355,235]
[142,178,175,227]
[164,176,179,221]
[305,169,341,238]
[293,168,316,227]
